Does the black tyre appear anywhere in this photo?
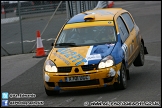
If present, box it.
[45,87,59,96]
[126,69,130,80]
[133,43,144,66]
[113,63,127,90]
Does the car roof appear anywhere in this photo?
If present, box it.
[67,8,124,24]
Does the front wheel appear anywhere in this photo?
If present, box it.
[133,43,144,66]
[113,63,127,90]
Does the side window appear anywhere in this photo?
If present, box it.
[117,16,129,43]
[121,13,134,32]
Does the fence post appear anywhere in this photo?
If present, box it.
[18,1,24,54]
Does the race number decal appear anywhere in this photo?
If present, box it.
[122,43,128,61]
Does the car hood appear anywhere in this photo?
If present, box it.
[49,44,115,66]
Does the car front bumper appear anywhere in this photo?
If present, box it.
[44,62,122,91]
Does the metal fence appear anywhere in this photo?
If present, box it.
[1,1,109,57]
[1,1,66,19]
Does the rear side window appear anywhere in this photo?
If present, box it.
[117,16,129,43]
[121,13,134,32]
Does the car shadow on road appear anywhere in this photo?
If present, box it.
[50,85,123,97]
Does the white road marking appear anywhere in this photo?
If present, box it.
[97,96,102,100]
[145,55,161,62]
[6,38,55,44]
[66,98,74,102]
[1,17,19,24]
[23,40,36,43]
[46,38,55,41]
[55,97,75,107]
[6,42,15,44]
[110,95,120,101]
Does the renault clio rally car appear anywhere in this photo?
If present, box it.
[43,8,148,96]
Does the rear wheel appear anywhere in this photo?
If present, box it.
[133,43,144,66]
[45,87,59,96]
[113,63,127,90]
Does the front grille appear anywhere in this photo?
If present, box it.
[81,64,98,71]
[57,64,98,73]
[58,79,99,87]
[57,67,72,73]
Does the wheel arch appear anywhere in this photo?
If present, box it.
[141,38,148,54]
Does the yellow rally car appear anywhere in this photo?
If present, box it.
[43,8,148,96]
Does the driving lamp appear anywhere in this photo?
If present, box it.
[98,55,114,69]
[44,60,58,72]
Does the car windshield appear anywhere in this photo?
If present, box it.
[55,26,116,47]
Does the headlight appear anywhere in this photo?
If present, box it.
[98,55,114,69]
[44,60,58,72]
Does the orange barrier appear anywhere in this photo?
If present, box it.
[1,6,5,14]
[33,30,47,58]
[14,8,16,13]
[108,1,114,8]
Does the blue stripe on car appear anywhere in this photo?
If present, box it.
[67,13,86,24]
[111,34,125,65]
[88,44,115,65]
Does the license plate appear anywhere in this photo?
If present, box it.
[65,75,90,82]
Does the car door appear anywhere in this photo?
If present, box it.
[116,16,131,67]
[120,12,140,66]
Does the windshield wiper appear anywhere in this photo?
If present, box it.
[56,43,77,46]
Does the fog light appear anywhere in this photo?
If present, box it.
[109,68,116,77]
[45,73,50,82]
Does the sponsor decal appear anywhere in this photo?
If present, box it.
[122,43,128,62]
[57,48,87,66]
[86,54,102,61]
[53,52,70,65]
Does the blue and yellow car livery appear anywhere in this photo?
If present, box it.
[43,8,148,96]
